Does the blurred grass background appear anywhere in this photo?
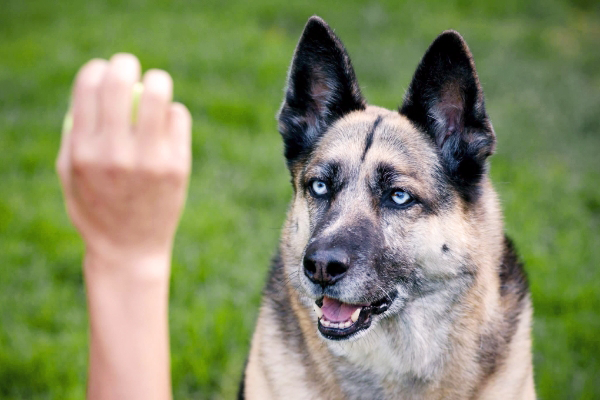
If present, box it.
[0,0,599,398]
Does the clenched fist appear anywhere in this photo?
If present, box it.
[57,53,191,275]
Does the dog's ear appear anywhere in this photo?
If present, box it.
[400,30,496,202]
[278,16,365,168]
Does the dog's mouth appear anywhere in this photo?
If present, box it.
[313,291,397,340]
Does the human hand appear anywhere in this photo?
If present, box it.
[57,54,191,277]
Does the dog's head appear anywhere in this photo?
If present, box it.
[279,17,497,341]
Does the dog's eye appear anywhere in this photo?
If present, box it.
[391,190,412,206]
[311,180,328,197]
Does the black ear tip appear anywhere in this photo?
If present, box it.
[297,16,344,60]
[303,16,332,36]
[306,15,328,27]
[438,29,466,41]
[431,30,472,55]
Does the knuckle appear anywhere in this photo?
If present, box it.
[138,159,167,177]
[162,168,187,185]
[96,155,136,177]
[71,154,93,175]
[71,149,135,176]
[105,150,136,172]
[167,162,188,178]
[139,160,186,182]
[104,162,134,177]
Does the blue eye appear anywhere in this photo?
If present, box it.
[391,190,412,206]
[311,180,328,196]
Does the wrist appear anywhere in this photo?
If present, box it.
[84,244,172,283]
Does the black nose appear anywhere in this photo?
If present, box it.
[303,247,349,287]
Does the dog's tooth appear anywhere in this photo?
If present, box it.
[321,319,331,327]
[351,308,362,322]
[313,304,323,319]
[331,323,339,329]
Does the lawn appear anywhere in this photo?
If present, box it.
[0,0,599,398]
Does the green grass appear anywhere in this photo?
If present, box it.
[1,0,599,398]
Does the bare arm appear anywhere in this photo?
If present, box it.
[57,54,191,399]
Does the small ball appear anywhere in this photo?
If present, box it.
[62,82,145,135]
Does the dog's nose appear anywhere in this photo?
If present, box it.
[303,247,349,287]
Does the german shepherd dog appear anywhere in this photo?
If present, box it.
[241,16,535,399]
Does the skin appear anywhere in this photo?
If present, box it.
[56,53,191,400]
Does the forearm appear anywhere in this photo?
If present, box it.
[84,251,172,400]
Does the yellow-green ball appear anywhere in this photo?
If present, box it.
[62,82,145,135]
[130,82,144,125]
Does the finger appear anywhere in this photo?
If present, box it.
[98,53,141,136]
[168,102,192,171]
[70,59,109,137]
[136,69,173,139]
[58,59,108,189]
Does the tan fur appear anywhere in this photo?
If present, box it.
[245,107,534,399]
[479,302,536,399]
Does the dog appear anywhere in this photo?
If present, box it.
[240,16,535,399]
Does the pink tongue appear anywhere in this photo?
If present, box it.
[321,297,360,322]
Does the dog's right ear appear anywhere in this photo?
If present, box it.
[278,16,366,168]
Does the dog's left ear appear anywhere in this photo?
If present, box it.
[400,30,495,201]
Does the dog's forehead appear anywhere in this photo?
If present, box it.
[311,107,439,178]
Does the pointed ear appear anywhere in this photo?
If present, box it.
[278,16,365,168]
[400,30,496,202]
